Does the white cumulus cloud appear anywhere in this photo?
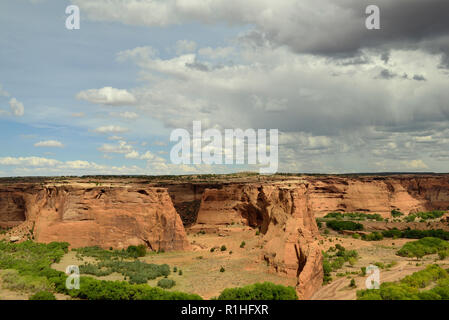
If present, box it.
[76,87,137,106]
[34,140,64,148]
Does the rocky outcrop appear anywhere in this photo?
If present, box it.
[197,184,323,299]
[0,184,190,251]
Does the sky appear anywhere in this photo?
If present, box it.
[0,0,448,176]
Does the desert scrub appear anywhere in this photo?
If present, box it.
[220,245,227,251]
[0,240,200,300]
[322,245,358,284]
[79,260,171,284]
[1,269,53,293]
[217,282,297,300]
[240,241,246,248]
[29,290,56,300]
[157,278,176,289]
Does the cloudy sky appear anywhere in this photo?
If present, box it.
[1,0,448,176]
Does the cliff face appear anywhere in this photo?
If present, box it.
[0,184,190,251]
[197,184,323,299]
[289,176,449,217]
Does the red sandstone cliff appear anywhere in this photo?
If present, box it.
[0,184,190,251]
[197,184,323,299]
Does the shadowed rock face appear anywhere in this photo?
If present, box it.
[0,184,190,251]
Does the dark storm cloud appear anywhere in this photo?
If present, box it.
[260,0,449,66]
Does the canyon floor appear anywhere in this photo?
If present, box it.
[51,223,296,299]
[2,173,449,300]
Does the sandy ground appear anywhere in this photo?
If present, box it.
[52,224,296,299]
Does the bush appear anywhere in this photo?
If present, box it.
[382,229,449,240]
[240,241,246,248]
[126,245,147,258]
[349,279,356,288]
[220,245,227,252]
[362,232,384,241]
[220,266,225,273]
[178,270,183,276]
[157,278,176,289]
[416,211,445,220]
[397,237,449,259]
[326,220,363,232]
[217,282,297,300]
[391,210,403,218]
[29,291,56,300]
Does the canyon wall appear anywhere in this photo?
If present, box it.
[0,184,190,251]
[197,184,323,299]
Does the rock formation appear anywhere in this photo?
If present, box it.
[197,184,323,299]
[0,184,190,251]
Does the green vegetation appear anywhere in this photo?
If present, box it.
[357,264,449,300]
[157,278,176,289]
[240,241,246,248]
[361,232,384,241]
[397,237,449,259]
[220,266,225,273]
[0,240,201,300]
[217,282,297,300]
[349,279,356,288]
[324,212,383,221]
[74,245,146,260]
[391,209,403,218]
[29,291,56,300]
[220,245,227,252]
[416,211,445,220]
[326,220,363,232]
[322,245,358,284]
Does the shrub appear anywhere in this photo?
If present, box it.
[240,241,246,248]
[126,245,147,258]
[173,266,177,273]
[349,279,356,288]
[217,282,297,300]
[29,291,56,300]
[362,232,384,241]
[391,210,403,218]
[361,267,366,276]
[210,247,215,252]
[326,220,363,232]
[178,270,183,276]
[157,278,176,289]
[220,245,227,252]
[397,237,449,259]
[220,266,225,273]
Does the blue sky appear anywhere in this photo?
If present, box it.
[1,0,448,176]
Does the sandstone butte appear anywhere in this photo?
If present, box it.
[1,174,449,299]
